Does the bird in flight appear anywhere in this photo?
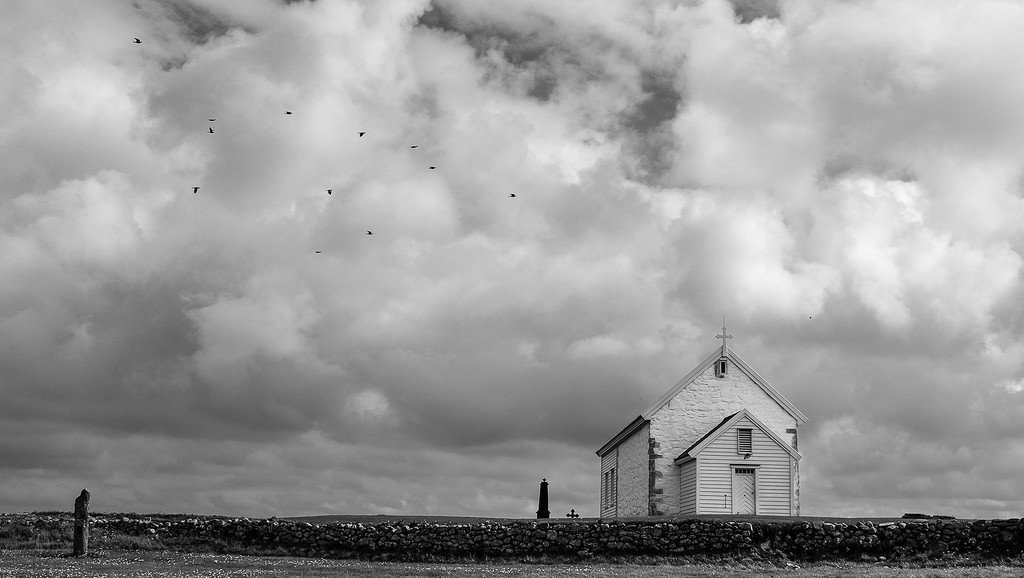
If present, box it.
[192,186,200,194]
[208,118,216,122]
[366,230,373,235]
[509,193,516,198]
[133,38,142,44]
[208,127,214,134]
[285,111,293,115]
[409,145,418,149]
[327,189,332,195]
[428,166,436,170]
[315,250,323,254]
[358,131,366,137]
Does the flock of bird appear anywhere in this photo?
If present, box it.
[132,36,518,254]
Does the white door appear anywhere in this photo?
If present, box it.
[732,468,756,514]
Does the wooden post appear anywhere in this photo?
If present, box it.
[73,489,90,556]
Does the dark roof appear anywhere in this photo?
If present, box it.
[595,415,647,457]
[675,412,738,461]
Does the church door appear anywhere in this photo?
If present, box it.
[732,468,756,514]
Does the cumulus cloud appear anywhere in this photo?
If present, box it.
[1,0,1023,518]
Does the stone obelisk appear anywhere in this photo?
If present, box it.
[536,478,550,519]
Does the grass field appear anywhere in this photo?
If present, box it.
[3,550,1024,578]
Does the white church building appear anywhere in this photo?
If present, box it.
[596,328,807,517]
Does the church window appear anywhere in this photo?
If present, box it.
[737,428,752,454]
[610,468,617,502]
[715,359,727,377]
[602,468,617,508]
[603,471,609,505]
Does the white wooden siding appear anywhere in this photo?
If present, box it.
[600,450,617,518]
[696,416,793,515]
[678,459,697,516]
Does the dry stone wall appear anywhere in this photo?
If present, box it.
[6,513,1024,562]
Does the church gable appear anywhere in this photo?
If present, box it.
[641,346,807,428]
[674,409,801,516]
[675,409,802,462]
[596,329,807,518]
[642,345,805,516]
[646,347,802,457]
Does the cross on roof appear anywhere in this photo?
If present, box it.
[716,316,732,355]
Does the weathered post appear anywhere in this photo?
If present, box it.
[536,478,550,519]
[73,488,90,556]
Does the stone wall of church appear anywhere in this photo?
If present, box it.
[615,422,651,517]
[647,358,798,515]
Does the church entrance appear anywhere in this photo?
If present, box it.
[732,468,756,514]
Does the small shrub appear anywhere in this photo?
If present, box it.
[92,531,165,551]
[0,517,72,550]
[0,519,35,543]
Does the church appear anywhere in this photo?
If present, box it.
[596,327,807,517]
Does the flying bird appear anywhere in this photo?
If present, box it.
[327,189,332,195]
[192,186,200,194]
[315,250,322,254]
[133,38,141,44]
[428,166,436,170]
[366,230,373,235]
[208,118,216,122]
[409,145,418,149]
[208,127,214,133]
[358,131,366,137]
[509,193,516,198]
[285,111,293,115]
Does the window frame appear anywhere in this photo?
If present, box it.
[714,358,727,377]
[736,428,753,455]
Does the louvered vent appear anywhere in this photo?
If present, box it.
[737,428,753,454]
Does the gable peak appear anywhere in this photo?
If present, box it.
[715,316,734,358]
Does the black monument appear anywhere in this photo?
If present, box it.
[536,478,550,519]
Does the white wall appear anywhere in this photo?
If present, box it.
[600,450,617,518]
[678,458,697,515]
[647,358,798,515]
[694,414,794,515]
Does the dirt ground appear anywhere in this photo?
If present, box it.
[3,549,1023,578]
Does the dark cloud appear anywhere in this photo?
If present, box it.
[1,0,1023,520]
[419,3,577,103]
[154,0,236,43]
[728,0,782,23]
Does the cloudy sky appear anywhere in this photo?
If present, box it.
[2,0,1024,520]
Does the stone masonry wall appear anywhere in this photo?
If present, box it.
[9,513,1024,562]
[616,422,650,517]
